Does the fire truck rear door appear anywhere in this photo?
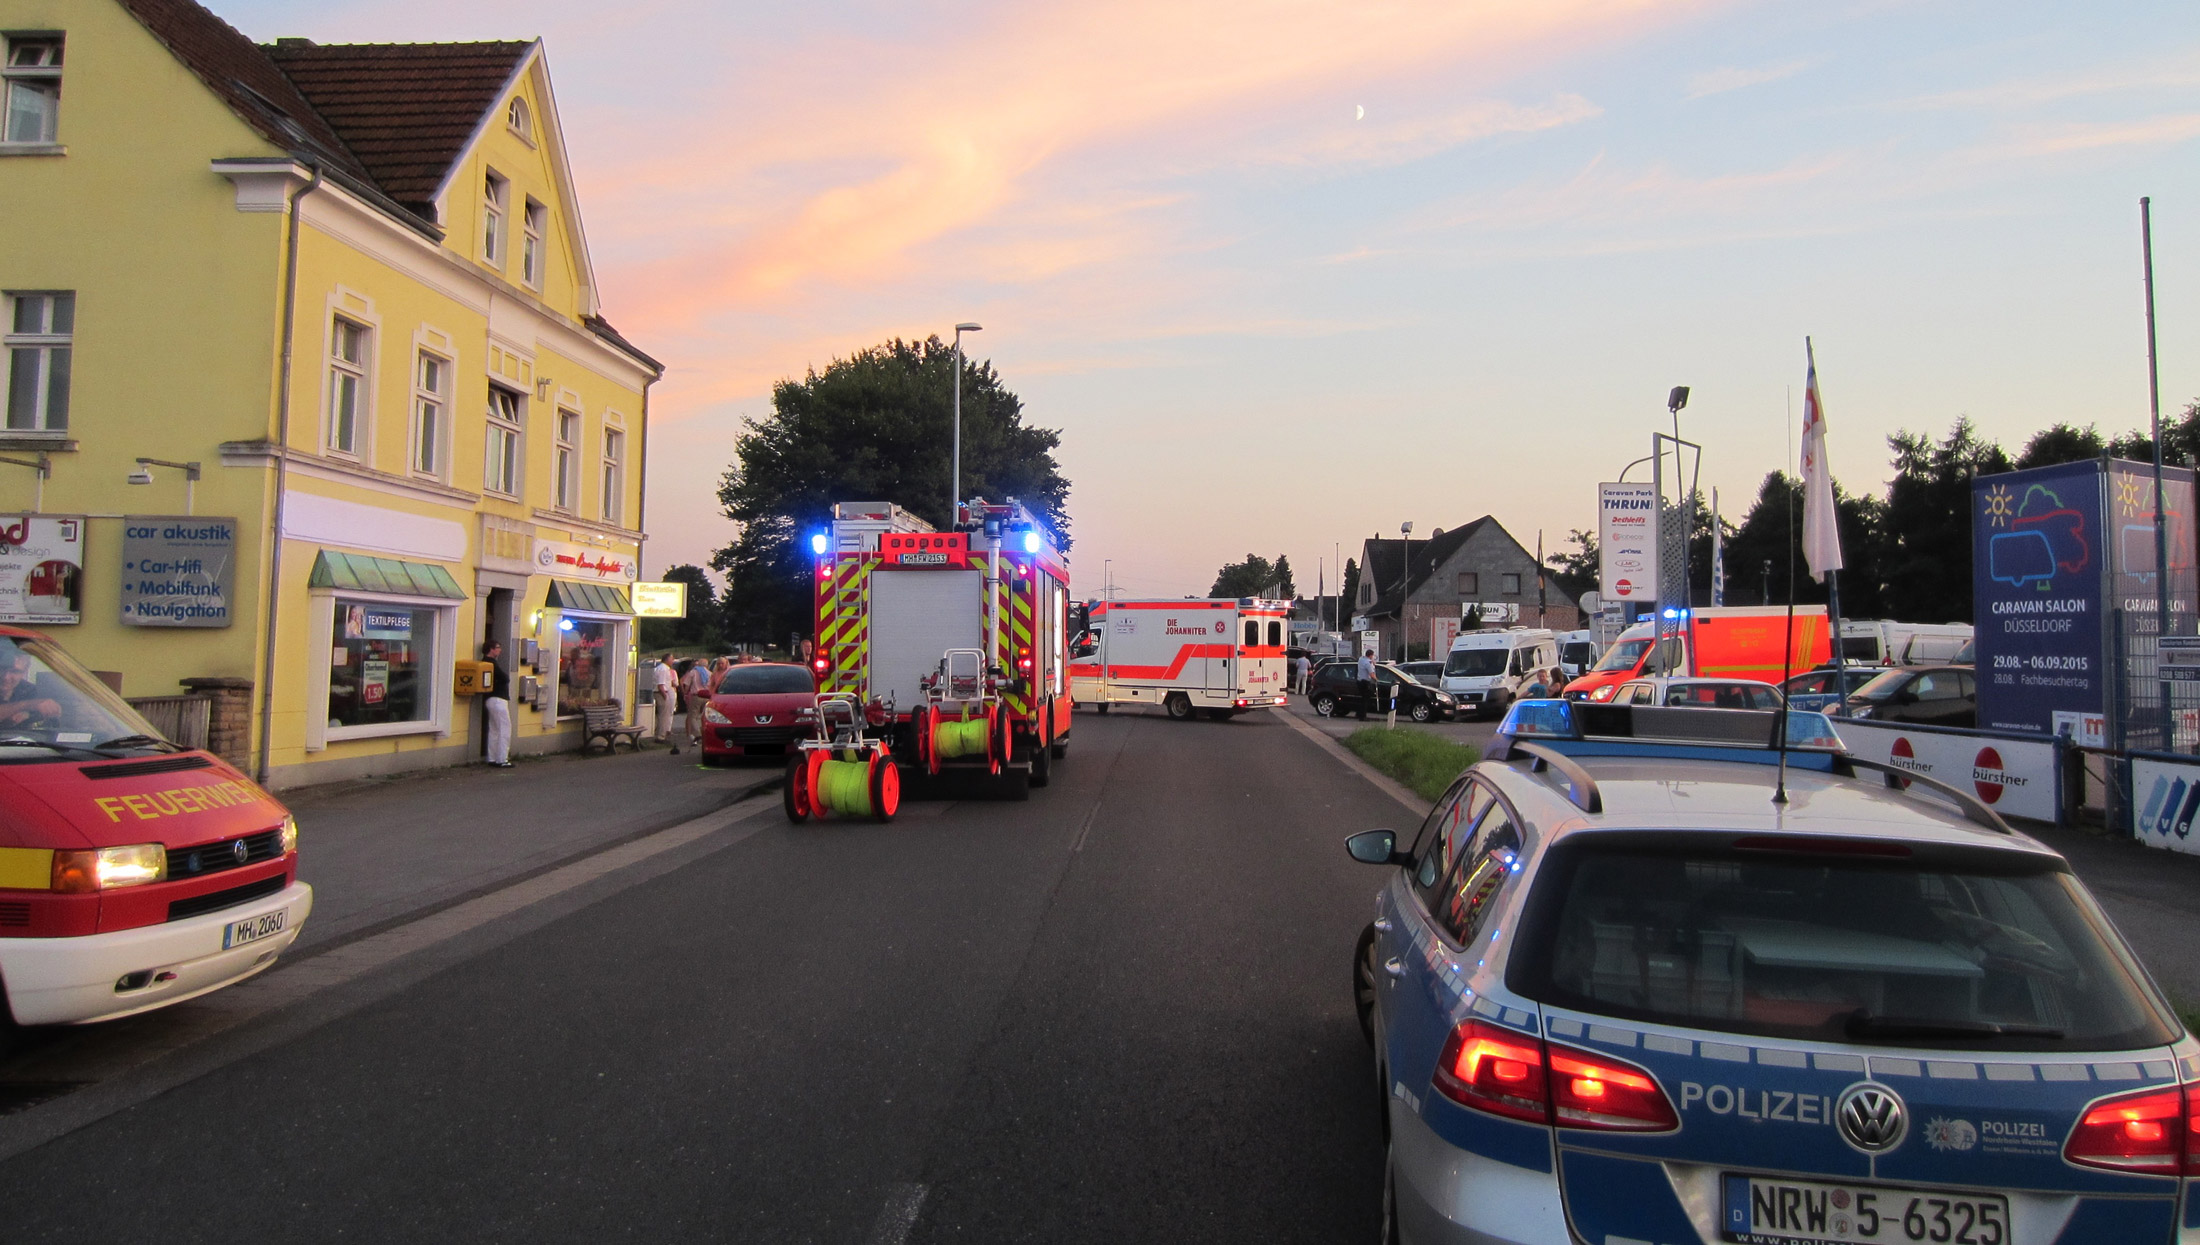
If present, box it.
[871,569,983,710]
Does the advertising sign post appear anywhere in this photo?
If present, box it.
[120,515,237,628]
[0,515,83,624]
[1597,483,1658,611]
[1972,462,2107,736]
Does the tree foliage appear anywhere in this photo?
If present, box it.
[711,337,1070,642]
[1338,558,1360,623]
[1209,553,1296,598]
[1546,530,1598,600]
[638,564,722,650]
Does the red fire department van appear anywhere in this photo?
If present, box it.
[0,626,310,1026]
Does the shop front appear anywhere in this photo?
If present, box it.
[538,579,633,722]
[302,551,468,753]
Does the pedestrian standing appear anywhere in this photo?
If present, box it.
[681,657,710,750]
[652,655,679,750]
[1355,648,1375,720]
[482,640,512,768]
[794,636,815,666]
[1294,651,1312,695]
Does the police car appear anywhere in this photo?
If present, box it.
[1346,699,2195,1245]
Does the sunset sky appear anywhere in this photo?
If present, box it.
[229,0,2200,605]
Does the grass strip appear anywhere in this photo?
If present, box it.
[1342,728,1479,804]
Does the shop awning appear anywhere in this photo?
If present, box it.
[308,551,468,600]
[545,579,633,614]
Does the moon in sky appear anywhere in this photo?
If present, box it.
[1355,104,1365,121]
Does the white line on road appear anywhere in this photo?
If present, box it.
[866,1182,928,1245]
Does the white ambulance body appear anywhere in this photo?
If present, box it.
[1070,598,1290,719]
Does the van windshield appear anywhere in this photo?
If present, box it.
[1593,638,1651,673]
[1444,648,1507,677]
[1562,641,1594,667]
[1513,836,2175,1051]
[0,636,171,757]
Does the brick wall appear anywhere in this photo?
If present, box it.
[180,676,254,770]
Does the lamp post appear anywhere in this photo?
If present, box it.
[0,452,50,512]
[127,457,200,515]
[952,322,982,519]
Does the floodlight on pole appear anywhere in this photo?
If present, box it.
[128,457,201,515]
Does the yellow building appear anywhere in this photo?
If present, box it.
[0,0,662,787]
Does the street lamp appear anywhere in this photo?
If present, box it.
[1667,385,1689,442]
[127,457,201,515]
[952,322,982,519]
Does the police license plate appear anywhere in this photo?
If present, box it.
[222,909,287,950]
[1722,1174,2008,1245]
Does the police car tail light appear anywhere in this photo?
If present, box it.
[2063,1085,2189,1175]
[1432,1020,1549,1123]
[1547,1045,1677,1131]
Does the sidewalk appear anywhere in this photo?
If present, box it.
[281,739,780,952]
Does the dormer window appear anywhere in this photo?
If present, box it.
[3,35,63,146]
[482,170,507,267]
[506,96,532,142]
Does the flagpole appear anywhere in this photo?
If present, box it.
[2144,197,2171,745]
[1777,386,1797,806]
[1806,337,1848,716]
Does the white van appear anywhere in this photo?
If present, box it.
[1839,620,1974,666]
[1555,629,1598,678]
[1441,627,1559,718]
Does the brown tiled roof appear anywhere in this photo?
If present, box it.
[266,41,534,215]
[583,315,665,374]
[116,0,368,180]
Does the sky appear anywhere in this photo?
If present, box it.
[225,0,2200,605]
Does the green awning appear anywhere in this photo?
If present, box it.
[308,551,467,600]
[545,579,633,614]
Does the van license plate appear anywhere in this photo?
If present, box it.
[222,909,286,950]
[1722,1174,2008,1245]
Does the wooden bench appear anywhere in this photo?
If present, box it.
[582,701,646,754]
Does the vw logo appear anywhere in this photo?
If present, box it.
[1836,1083,1908,1154]
[231,839,250,864]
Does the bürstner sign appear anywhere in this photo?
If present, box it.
[121,516,237,628]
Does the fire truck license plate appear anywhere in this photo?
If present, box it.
[223,909,287,950]
[1723,1175,2008,1245]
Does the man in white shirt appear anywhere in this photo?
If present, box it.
[652,656,679,751]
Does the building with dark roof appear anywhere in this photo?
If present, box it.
[1352,519,1582,659]
[0,0,662,787]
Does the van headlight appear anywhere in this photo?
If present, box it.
[279,814,299,855]
[52,844,167,892]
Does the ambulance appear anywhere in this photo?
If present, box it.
[812,499,1072,793]
[0,626,310,1026]
[1068,598,1291,719]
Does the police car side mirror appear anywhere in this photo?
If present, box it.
[1345,828,1409,867]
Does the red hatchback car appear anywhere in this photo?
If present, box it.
[700,663,817,763]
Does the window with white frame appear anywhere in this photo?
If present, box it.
[326,317,368,456]
[522,199,546,288]
[506,96,532,140]
[485,385,523,495]
[482,170,507,267]
[3,35,62,146]
[554,408,579,512]
[600,427,624,523]
[4,291,71,432]
[411,351,447,478]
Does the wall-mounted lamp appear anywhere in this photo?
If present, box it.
[127,457,201,515]
[0,452,51,512]
[535,377,556,400]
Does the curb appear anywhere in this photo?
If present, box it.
[1272,710,1429,816]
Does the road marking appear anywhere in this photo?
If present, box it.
[865,1182,928,1245]
[1271,709,1426,814]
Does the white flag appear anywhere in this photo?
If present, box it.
[1800,338,1844,580]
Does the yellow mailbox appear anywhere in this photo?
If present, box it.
[453,660,494,696]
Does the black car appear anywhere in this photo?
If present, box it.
[1843,663,1977,728]
[1306,661,1456,722]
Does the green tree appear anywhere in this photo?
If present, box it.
[1338,558,1360,624]
[640,564,721,649]
[1209,553,1298,598]
[712,337,1070,642]
[1547,529,1597,600]
[1272,554,1298,599]
[1880,418,2009,624]
[1724,472,1885,614]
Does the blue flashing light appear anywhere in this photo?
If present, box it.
[809,532,829,556]
[1022,530,1041,554]
[1497,697,1578,740]
[558,617,574,632]
[1784,711,1845,750]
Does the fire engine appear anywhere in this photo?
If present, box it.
[812,499,1072,796]
[1068,598,1290,719]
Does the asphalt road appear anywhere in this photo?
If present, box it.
[0,706,1400,1242]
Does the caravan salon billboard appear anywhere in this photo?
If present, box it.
[1973,461,2106,736]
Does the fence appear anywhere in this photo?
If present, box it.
[126,694,211,751]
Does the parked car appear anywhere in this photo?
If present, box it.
[1843,664,1977,728]
[1307,661,1456,722]
[1399,661,1447,686]
[1780,665,1884,713]
[1608,676,1783,710]
[700,662,818,763]
[1346,699,2191,1244]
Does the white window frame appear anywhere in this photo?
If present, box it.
[482,169,508,267]
[600,426,624,524]
[2,34,62,148]
[4,290,72,434]
[305,589,459,750]
[506,96,533,144]
[521,198,546,288]
[326,316,370,458]
[410,349,449,480]
[485,384,524,497]
[540,609,631,723]
[553,407,580,513]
